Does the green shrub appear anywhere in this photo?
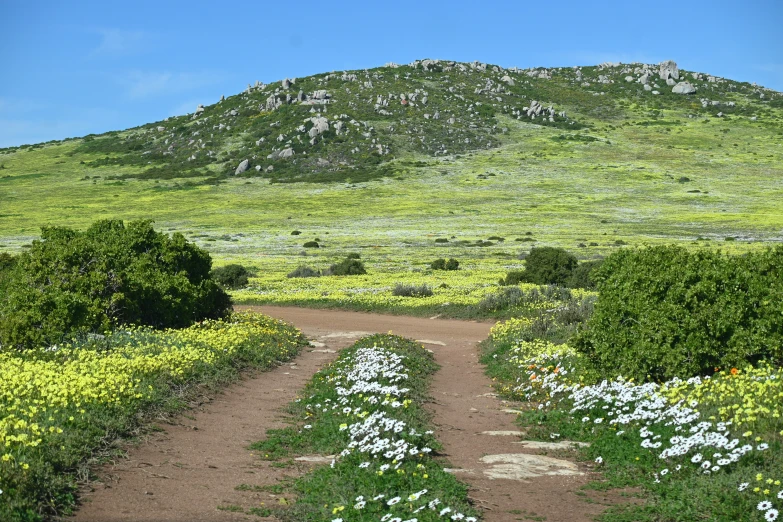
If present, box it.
[521,247,578,286]
[291,230,301,235]
[392,283,433,297]
[431,258,459,270]
[211,264,251,289]
[345,252,361,260]
[0,220,231,351]
[303,241,320,248]
[434,238,449,243]
[566,259,604,289]
[328,258,366,276]
[287,265,321,278]
[574,246,783,381]
[498,270,526,286]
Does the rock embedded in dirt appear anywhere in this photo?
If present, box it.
[480,453,584,481]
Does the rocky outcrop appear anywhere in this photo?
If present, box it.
[234,159,249,175]
[672,82,697,94]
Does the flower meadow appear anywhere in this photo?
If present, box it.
[482,317,783,521]
[253,334,478,521]
[233,262,596,320]
[0,312,306,521]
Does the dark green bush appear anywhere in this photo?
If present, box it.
[346,252,361,260]
[521,247,578,286]
[291,230,301,235]
[434,238,449,243]
[0,220,231,351]
[211,264,251,289]
[287,265,321,278]
[392,283,433,297]
[303,241,320,248]
[574,246,783,381]
[498,270,526,286]
[328,258,366,276]
[431,258,459,271]
[566,259,604,289]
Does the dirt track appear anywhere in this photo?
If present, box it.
[72,306,624,522]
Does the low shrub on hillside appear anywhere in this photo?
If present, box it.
[575,245,783,381]
[392,283,433,297]
[521,246,578,286]
[211,263,252,289]
[286,265,321,278]
[431,258,459,270]
[0,220,232,351]
[566,259,604,289]
[302,240,319,248]
[327,258,366,276]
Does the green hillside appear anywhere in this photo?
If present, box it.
[1,58,781,309]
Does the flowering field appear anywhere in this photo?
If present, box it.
[234,259,596,320]
[482,318,783,521]
[253,334,478,521]
[0,312,306,522]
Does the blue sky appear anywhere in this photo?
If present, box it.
[1,0,781,148]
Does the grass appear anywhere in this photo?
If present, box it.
[0,313,307,522]
[251,334,478,521]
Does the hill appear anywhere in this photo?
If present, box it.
[0,58,782,300]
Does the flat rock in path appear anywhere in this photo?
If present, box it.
[513,440,590,450]
[416,339,446,346]
[294,455,335,463]
[481,430,525,436]
[480,453,583,481]
[321,331,373,339]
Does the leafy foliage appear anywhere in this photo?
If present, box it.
[0,220,231,351]
[567,259,604,289]
[327,258,367,276]
[520,246,579,286]
[287,265,321,278]
[211,263,252,289]
[574,245,783,381]
[392,283,434,297]
[430,258,459,270]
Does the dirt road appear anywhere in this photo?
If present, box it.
[72,306,621,522]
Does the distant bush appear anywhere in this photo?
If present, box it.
[346,252,361,260]
[291,230,301,235]
[287,265,321,278]
[574,246,783,381]
[431,258,459,270]
[566,259,604,289]
[434,238,449,243]
[392,283,433,297]
[211,264,252,289]
[0,220,231,351]
[328,258,366,276]
[303,241,320,248]
[520,247,578,286]
[498,270,526,286]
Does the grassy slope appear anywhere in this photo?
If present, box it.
[1,60,781,295]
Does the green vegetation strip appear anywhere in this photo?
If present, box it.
[481,317,783,522]
[253,334,478,521]
[0,312,307,522]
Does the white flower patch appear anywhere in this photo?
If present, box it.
[301,345,475,520]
